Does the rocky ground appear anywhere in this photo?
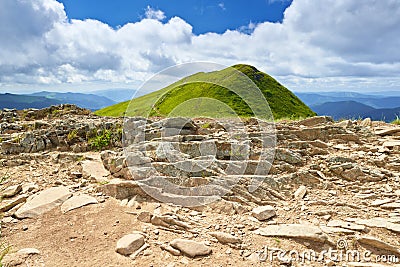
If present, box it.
[1,105,400,267]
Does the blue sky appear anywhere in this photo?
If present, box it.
[58,0,292,34]
[0,0,399,93]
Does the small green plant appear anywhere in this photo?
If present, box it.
[67,129,79,142]
[201,122,211,129]
[12,135,21,144]
[0,169,10,185]
[392,115,400,125]
[89,129,112,151]
[0,241,11,266]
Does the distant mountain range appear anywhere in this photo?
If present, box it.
[311,101,400,122]
[0,93,61,110]
[1,86,399,122]
[295,92,400,122]
[0,91,116,110]
[295,92,400,109]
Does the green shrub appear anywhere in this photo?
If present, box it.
[89,129,112,151]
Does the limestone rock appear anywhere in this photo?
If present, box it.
[60,194,98,213]
[209,232,242,244]
[17,248,40,255]
[380,201,400,210]
[327,220,366,232]
[15,187,72,219]
[81,159,110,182]
[0,195,27,213]
[360,118,372,127]
[356,235,400,256]
[354,218,400,233]
[170,239,212,258]
[254,224,330,243]
[115,233,145,256]
[251,205,276,221]
[297,116,333,127]
[2,184,22,198]
[294,186,307,200]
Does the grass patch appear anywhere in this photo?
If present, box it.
[392,116,400,125]
[67,129,79,142]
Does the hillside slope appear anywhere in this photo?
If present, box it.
[96,64,315,119]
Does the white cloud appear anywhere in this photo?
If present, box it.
[0,0,399,93]
[218,3,226,11]
[144,6,166,21]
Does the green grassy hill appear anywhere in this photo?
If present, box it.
[95,64,315,120]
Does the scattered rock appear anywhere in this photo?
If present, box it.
[170,239,212,258]
[254,224,330,243]
[356,235,400,256]
[0,195,27,213]
[81,159,110,182]
[360,118,372,127]
[17,248,40,255]
[327,220,366,232]
[353,218,400,233]
[294,186,307,200]
[160,244,181,256]
[137,211,152,223]
[60,194,98,213]
[15,187,72,219]
[209,232,242,244]
[2,184,22,198]
[115,233,145,256]
[251,205,276,221]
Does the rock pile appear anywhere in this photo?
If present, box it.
[0,107,400,266]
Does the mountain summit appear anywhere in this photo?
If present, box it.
[96,64,315,119]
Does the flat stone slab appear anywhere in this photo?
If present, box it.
[383,141,400,147]
[381,201,400,210]
[254,224,329,243]
[371,199,395,207]
[356,235,400,256]
[170,239,212,258]
[353,218,400,233]
[60,194,98,213]
[81,160,110,182]
[15,187,72,219]
[375,128,400,136]
[327,219,366,232]
[320,226,355,234]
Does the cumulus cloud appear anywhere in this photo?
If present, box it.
[144,6,166,21]
[0,0,399,92]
